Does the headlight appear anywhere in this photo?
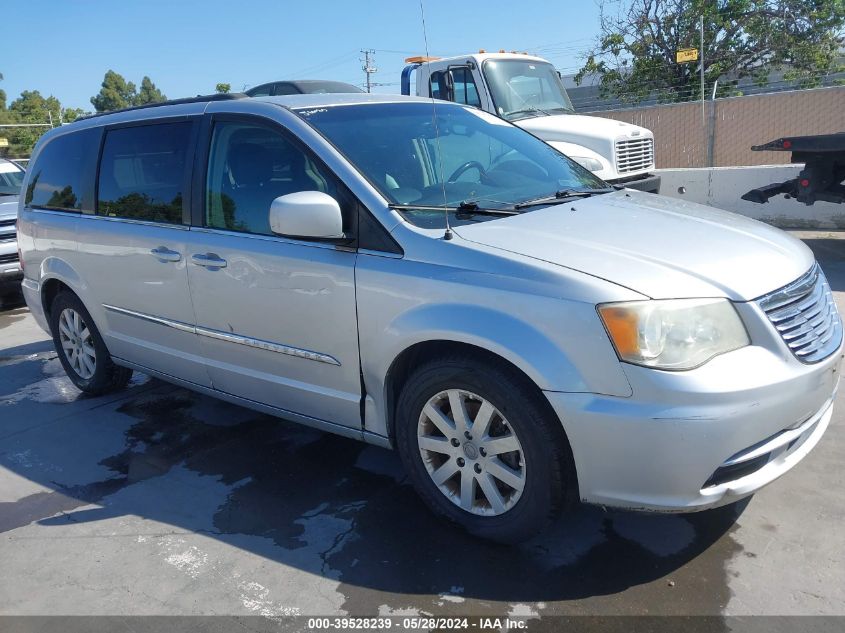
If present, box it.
[598,299,749,370]
[569,156,603,172]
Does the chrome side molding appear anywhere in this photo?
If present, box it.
[102,304,340,366]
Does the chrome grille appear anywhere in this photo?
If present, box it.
[615,137,654,173]
[0,253,18,264]
[758,264,842,364]
[0,218,15,243]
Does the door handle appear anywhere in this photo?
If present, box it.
[191,253,228,268]
[150,247,182,263]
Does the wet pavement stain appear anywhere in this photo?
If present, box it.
[0,372,747,620]
[329,487,745,617]
[0,307,28,331]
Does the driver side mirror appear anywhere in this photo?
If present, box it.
[269,191,345,240]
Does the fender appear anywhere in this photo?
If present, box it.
[386,303,587,391]
[36,256,107,333]
[39,256,87,296]
[361,302,607,440]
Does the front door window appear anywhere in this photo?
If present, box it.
[205,121,346,236]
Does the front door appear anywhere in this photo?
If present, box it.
[185,116,361,428]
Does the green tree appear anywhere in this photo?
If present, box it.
[5,90,60,157]
[0,71,6,110]
[10,90,60,122]
[90,70,137,112]
[62,107,85,123]
[135,76,166,105]
[215,82,231,94]
[576,0,845,104]
[0,87,84,158]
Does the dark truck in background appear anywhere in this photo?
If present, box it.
[743,133,845,206]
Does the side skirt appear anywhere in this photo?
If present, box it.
[113,357,393,450]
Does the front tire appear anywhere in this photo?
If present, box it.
[395,355,571,543]
[49,292,132,395]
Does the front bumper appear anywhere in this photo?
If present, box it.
[545,342,842,512]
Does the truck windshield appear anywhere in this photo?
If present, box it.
[0,161,25,196]
[482,59,574,121]
[296,102,606,227]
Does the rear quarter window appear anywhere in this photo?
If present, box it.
[96,121,193,224]
[25,128,100,212]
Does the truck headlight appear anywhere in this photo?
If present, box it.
[569,156,603,172]
[598,299,749,370]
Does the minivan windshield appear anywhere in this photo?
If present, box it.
[482,59,574,120]
[0,160,25,196]
[297,102,606,228]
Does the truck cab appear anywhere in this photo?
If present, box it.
[401,52,660,192]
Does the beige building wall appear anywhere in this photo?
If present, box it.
[584,86,845,168]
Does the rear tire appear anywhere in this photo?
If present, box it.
[395,355,571,543]
[49,292,132,395]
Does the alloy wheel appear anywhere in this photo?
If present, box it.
[58,308,97,380]
[417,389,526,516]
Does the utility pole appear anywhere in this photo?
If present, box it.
[361,49,377,93]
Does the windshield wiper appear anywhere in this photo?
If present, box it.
[514,188,614,210]
[455,200,518,216]
[389,201,518,217]
[506,107,551,120]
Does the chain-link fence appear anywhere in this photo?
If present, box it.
[582,85,845,169]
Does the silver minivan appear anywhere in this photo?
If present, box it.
[17,93,843,543]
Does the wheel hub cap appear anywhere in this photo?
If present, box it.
[417,389,526,517]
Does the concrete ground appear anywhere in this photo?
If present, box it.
[0,231,843,625]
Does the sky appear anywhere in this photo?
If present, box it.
[1,0,602,112]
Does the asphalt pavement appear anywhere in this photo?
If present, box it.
[0,231,843,628]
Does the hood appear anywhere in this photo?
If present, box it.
[452,190,814,301]
[515,113,650,144]
[0,195,19,221]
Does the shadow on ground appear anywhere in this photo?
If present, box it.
[1,373,745,614]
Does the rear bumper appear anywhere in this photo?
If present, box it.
[21,277,50,333]
[545,342,842,512]
[608,173,661,193]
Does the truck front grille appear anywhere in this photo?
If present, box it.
[758,264,842,364]
[615,137,654,173]
[0,253,19,264]
[0,219,15,243]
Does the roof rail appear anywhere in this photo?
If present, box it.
[79,92,248,121]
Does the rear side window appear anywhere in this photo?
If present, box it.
[273,83,300,96]
[97,121,192,224]
[246,84,273,97]
[25,129,99,212]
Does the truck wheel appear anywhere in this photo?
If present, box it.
[395,355,569,543]
[49,292,132,395]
